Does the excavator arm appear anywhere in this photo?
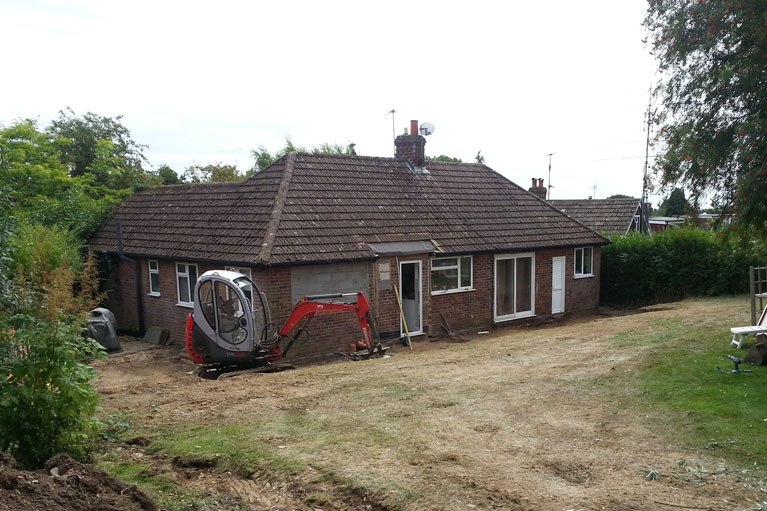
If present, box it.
[278,292,373,353]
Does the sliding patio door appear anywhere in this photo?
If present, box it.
[494,253,535,322]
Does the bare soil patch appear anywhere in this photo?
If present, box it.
[0,453,155,511]
[93,298,763,511]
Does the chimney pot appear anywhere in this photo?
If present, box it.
[410,120,418,135]
[529,177,547,200]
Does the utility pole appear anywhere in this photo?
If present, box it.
[385,109,396,156]
[640,89,652,234]
[546,153,555,199]
[592,184,597,199]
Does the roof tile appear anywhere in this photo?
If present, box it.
[90,153,608,265]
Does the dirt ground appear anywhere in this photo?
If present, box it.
[93,299,766,511]
[0,452,156,511]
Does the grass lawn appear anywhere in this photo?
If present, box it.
[608,301,767,465]
[96,295,767,510]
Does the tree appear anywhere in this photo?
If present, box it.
[645,1,767,230]
[606,194,634,200]
[250,137,357,172]
[0,120,128,239]
[156,164,180,185]
[182,163,241,183]
[427,155,463,163]
[48,108,155,190]
[657,187,688,216]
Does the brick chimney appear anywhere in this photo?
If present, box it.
[528,178,547,200]
[394,119,426,167]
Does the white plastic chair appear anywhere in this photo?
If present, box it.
[731,306,767,348]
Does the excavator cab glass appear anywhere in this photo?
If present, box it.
[214,281,247,344]
[193,271,271,355]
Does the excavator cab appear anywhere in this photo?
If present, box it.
[186,270,276,365]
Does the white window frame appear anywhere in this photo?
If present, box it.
[574,246,594,278]
[148,259,160,296]
[176,262,198,307]
[399,260,423,337]
[494,252,536,322]
[430,256,474,295]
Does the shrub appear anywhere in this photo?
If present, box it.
[0,313,104,468]
[601,228,766,305]
[0,223,105,469]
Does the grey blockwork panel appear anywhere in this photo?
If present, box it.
[290,262,370,304]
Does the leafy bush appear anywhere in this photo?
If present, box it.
[0,223,105,469]
[601,228,766,305]
[0,314,104,468]
[7,222,84,283]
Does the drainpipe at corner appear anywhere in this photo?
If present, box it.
[116,222,145,337]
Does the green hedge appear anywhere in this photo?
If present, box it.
[600,228,766,305]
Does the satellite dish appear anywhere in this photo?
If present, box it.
[419,122,435,136]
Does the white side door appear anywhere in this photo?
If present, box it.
[399,260,423,336]
[551,256,565,314]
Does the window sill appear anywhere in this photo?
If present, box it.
[574,274,595,279]
[176,302,194,308]
[148,292,160,297]
[431,288,476,296]
[494,312,536,323]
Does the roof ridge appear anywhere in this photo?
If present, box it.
[294,152,486,167]
[256,152,296,264]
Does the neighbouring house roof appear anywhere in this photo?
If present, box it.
[90,153,609,266]
[548,199,642,235]
[649,216,685,224]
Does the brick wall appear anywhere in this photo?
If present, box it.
[368,255,432,341]
[114,259,139,332]
[112,258,232,340]
[108,247,601,360]
[430,253,494,335]
[139,259,220,341]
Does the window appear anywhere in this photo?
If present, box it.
[431,256,473,294]
[225,267,253,306]
[574,247,594,277]
[176,262,198,306]
[148,259,160,296]
[494,253,535,321]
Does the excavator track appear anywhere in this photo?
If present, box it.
[196,363,295,380]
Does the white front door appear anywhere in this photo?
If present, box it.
[551,256,565,314]
[399,261,422,336]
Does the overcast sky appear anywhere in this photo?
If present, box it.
[1,0,665,204]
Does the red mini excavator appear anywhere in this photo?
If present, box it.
[185,270,375,378]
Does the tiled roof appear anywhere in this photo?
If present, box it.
[90,153,609,266]
[548,199,641,235]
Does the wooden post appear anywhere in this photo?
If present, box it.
[750,265,756,325]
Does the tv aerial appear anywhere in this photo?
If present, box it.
[419,122,435,136]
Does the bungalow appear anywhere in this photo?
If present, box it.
[89,121,609,361]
